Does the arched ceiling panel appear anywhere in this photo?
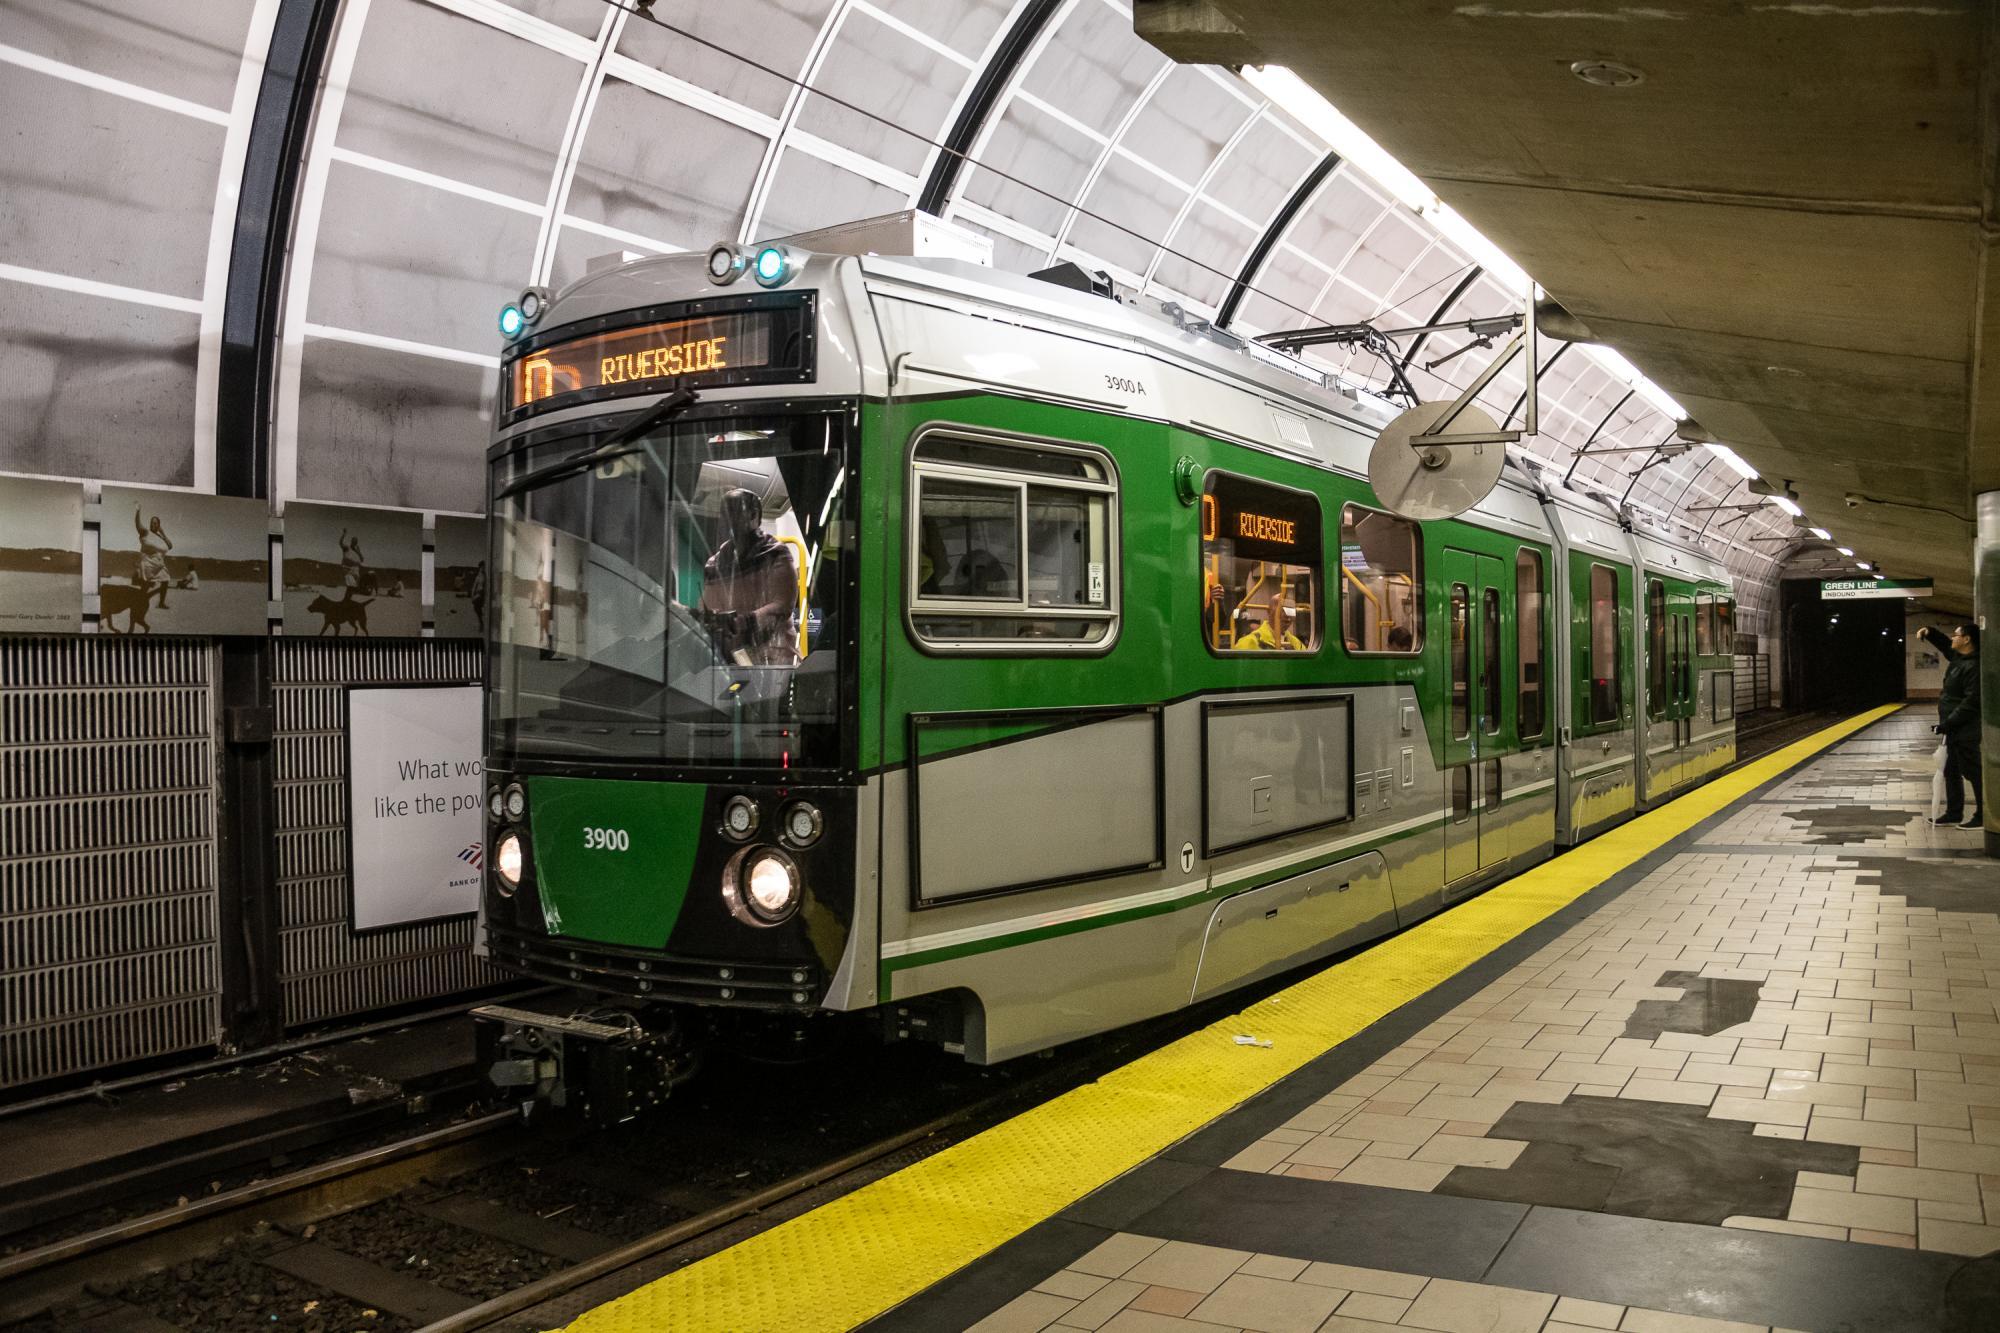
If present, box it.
[613,0,827,118]
[1016,0,1164,133]
[792,6,975,177]
[1146,200,1254,310]
[497,0,604,38]
[959,99,1097,237]
[339,0,576,200]
[870,0,1013,59]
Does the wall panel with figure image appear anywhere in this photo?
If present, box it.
[98,488,271,638]
[280,503,423,638]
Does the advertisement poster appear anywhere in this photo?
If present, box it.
[346,685,484,931]
[284,502,423,637]
[433,515,489,639]
[0,477,83,632]
[99,487,270,636]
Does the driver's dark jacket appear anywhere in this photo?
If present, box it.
[1939,648,1980,740]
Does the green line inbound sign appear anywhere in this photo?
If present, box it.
[1821,578,1933,600]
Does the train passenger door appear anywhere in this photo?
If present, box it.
[1442,549,1505,886]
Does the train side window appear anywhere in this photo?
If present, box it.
[1516,549,1545,739]
[1481,585,1501,735]
[1696,593,1716,655]
[1449,583,1471,739]
[1588,564,1621,725]
[1339,504,1422,654]
[1717,597,1735,652]
[908,431,1118,651]
[1646,579,1667,719]
[1201,472,1323,654]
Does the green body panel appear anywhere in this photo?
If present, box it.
[856,393,1556,774]
[524,775,708,948]
[1569,550,1635,736]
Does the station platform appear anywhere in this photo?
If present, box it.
[565,704,2000,1333]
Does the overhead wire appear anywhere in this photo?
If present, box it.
[584,0,1739,546]
[589,0,1445,336]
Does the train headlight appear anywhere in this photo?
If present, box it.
[488,788,505,820]
[498,303,526,339]
[495,833,524,895]
[752,245,791,288]
[720,794,760,841]
[504,783,527,821]
[706,242,746,286]
[780,800,823,849]
[724,847,801,926]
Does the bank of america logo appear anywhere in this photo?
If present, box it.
[459,842,483,869]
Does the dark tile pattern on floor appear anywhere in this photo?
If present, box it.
[1124,1170,1528,1283]
[1482,1207,1964,1332]
[1850,854,2000,915]
[1786,804,1923,844]
[1621,968,1763,1040]
[1435,1095,1859,1225]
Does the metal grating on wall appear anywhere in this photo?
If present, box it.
[273,639,502,1026]
[0,636,220,1089]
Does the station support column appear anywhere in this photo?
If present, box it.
[1978,491,2000,857]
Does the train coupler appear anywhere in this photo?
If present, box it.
[473,1003,699,1124]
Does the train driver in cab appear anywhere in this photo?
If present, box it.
[699,487,800,667]
[1242,590,1306,651]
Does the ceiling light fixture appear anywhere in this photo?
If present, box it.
[1767,495,1803,517]
[1570,59,1646,89]
[1837,546,1854,556]
[1808,526,1831,540]
[1704,442,1759,480]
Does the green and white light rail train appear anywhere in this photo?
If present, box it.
[473,242,1736,1118]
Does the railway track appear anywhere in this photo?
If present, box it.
[0,985,1262,1333]
[2,709,1849,1333]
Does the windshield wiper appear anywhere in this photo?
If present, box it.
[495,388,699,502]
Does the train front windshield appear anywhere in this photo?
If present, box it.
[489,410,850,769]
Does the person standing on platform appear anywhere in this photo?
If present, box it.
[1920,623,1982,828]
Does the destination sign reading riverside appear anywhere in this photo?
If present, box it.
[1204,472,1320,564]
[503,300,810,416]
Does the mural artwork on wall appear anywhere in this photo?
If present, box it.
[0,477,85,632]
[99,487,270,636]
[282,503,423,638]
[433,515,488,640]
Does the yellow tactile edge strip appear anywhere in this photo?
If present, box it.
[566,705,1901,1333]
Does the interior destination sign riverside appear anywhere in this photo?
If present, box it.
[1821,578,1933,600]
[1236,511,1297,545]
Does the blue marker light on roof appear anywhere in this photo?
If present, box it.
[752,245,791,288]
[498,303,526,338]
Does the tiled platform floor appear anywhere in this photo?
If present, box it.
[894,711,2000,1333]
[976,1234,1800,1333]
[1222,713,2000,1258]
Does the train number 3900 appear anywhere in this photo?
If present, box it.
[582,827,631,852]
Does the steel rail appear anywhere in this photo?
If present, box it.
[412,1107,970,1333]
[0,1110,520,1283]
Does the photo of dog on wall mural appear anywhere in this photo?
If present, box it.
[98,488,270,637]
[281,503,422,638]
